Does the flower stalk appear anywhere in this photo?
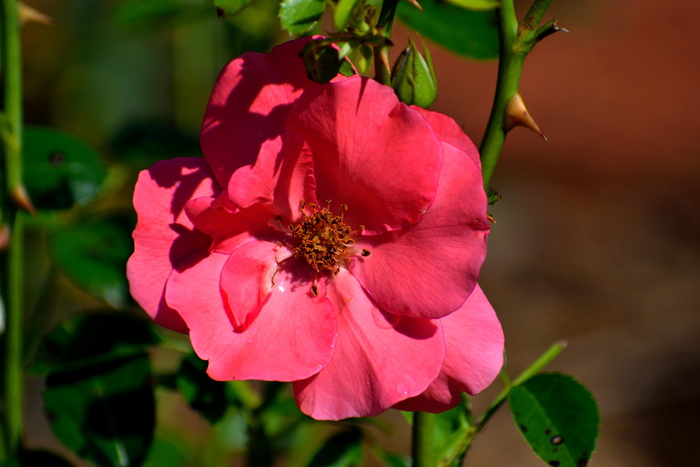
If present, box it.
[0,0,25,462]
[374,0,399,85]
[479,0,561,190]
[411,411,435,467]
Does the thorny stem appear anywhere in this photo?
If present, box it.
[479,0,520,190]
[479,0,559,190]
[0,0,24,462]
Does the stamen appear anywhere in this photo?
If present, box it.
[290,201,368,274]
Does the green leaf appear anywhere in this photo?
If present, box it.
[279,0,326,35]
[307,429,363,466]
[23,126,107,211]
[40,313,158,467]
[19,449,75,467]
[177,352,229,424]
[214,0,255,16]
[442,0,499,10]
[334,0,360,31]
[47,212,135,307]
[45,354,155,467]
[396,0,498,60]
[509,373,600,467]
[31,312,160,374]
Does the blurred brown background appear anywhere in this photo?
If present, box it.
[20,0,700,465]
[424,0,700,465]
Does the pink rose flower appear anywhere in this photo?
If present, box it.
[127,38,503,420]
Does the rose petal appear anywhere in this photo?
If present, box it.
[350,142,489,319]
[293,269,445,420]
[166,251,337,381]
[393,285,504,412]
[201,38,321,187]
[227,132,317,222]
[286,77,442,235]
[127,157,220,332]
[413,106,481,166]
[186,196,283,254]
[220,241,292,331]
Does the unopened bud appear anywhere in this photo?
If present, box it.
[300,41,342,84]
[391,37,437,108]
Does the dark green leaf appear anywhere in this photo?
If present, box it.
[396,0,498,60]
[19,449,75,467]
[44,312,158,466]
[177,352,229,424]
[509,373,600,467]
[47,212,135,307]
[44,354,155,467]
[31,312,160,374]
[279,0,326,35]
[215,0,255,16]
[40,313,157,467]
[23,126,107,211]
[109,120,201,172]
[308,429,363,466]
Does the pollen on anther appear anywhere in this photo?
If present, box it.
[290,201,363,274]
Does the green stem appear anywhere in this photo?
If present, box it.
[480,0,560,190]
[412,411,434,467]
[477,341,567,428]
[1,0,24,462]
[479,0,521,190]
[373,0,399,85]
[522,0,555,30]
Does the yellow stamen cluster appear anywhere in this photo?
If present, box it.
[291,202,358,274]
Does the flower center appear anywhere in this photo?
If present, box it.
[290,202,367,274]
